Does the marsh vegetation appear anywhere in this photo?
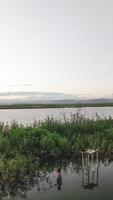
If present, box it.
[0,114,113,198]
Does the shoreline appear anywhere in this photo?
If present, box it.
[0,103,113,109]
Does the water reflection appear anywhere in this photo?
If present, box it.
[81,166,99,190]
[56,168,62,191]
[81,150,99,190]
[0,158,112,199]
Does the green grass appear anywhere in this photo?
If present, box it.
[0,114,113,160]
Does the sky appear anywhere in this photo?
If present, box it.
[0,0,113,98]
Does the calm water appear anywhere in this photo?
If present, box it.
[0,107,113,125]
[14,159,113,200]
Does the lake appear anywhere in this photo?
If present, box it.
[0,107,113,125]
[13,158,113,200]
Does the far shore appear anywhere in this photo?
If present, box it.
[0,102,113,109]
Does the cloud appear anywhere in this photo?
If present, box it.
[3,84,32,87]
[0,91,92,102]
[20,84,33,87]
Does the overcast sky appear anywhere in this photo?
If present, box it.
[0,0,113,97]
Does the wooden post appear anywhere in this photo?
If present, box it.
[82,152,84,169]
[96,150,99,167]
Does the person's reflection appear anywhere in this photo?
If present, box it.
[56,168,62,191]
